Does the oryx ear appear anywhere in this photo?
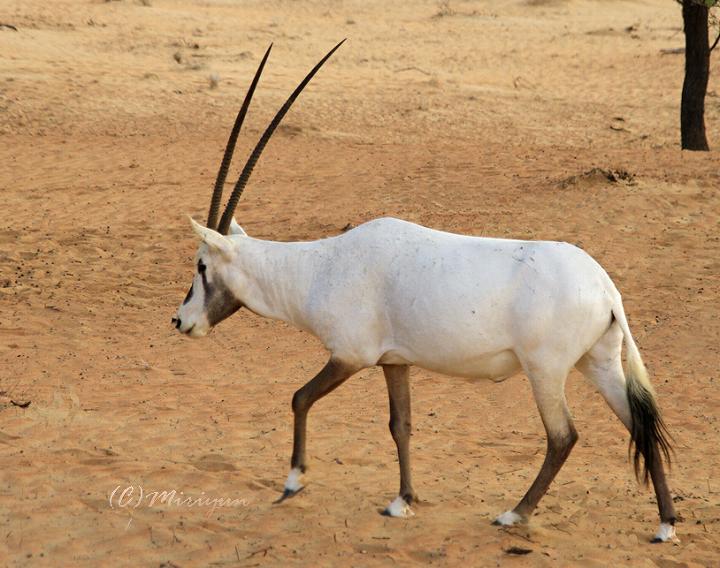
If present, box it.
[189,217,233,256]
[229,217,247,236]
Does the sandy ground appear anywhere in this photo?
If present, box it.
[1,0,719,565]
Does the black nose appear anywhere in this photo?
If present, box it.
[172,317,181,329]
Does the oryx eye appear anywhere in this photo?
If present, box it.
[198,261,207,274]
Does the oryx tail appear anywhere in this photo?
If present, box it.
[612,303,672,485]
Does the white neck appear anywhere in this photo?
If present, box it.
[226,236,325,331]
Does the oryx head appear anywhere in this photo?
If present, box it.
[173,40,345,337]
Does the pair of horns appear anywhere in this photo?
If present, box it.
[206,39,346,235]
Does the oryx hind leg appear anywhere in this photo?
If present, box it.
[576,321,631,427]
[576,322,677,542]
[277,358,358,503]
[381,364,417,518]
[494,365,578,526]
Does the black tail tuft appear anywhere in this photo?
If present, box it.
[627,381,673,485]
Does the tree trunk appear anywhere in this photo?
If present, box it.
[681,2,710,151]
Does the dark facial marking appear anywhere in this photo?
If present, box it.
[200,266,243,327]
[200,268,210,300]
[182,284,194,305]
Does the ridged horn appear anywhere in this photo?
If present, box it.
[216,39,346,235]
[206,44,272,230]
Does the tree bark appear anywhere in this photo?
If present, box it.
[681,2,710,151]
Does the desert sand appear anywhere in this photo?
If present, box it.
[1,0,719,565]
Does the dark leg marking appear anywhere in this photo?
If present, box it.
[649,459,676,542]
[275,359,357,503]
[382,364,418,509]
[626,378,677,536]
[504,426,578,521]
[495,377,578,524]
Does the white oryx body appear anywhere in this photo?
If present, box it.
[173,41,678,543]
[180,216,677,541]
[195,217,615,380]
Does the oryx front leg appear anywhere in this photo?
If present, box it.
[278,358,357,503]
[382,364,417,517]
[494,369,578,526]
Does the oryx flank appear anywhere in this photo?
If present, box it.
[173,41,677,542]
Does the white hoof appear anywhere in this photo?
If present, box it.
[652,522,679,543]
[284,467,304,493]
[493,510,524,526]
[383,496,414,518]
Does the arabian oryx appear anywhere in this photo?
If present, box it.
[172,40,677,542]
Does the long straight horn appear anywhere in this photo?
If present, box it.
[216,39,346,235]
[206,44,273,230]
